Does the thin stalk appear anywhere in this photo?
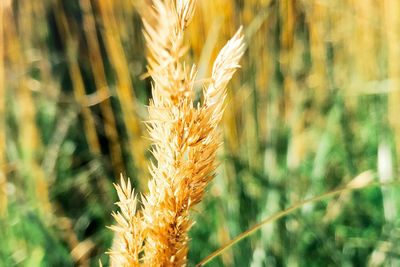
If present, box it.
[79,0,124,174]
[97,0,149,189]
[53,1,102,156]
[196,179,399,266]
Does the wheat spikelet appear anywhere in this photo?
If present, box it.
[108,0,244,265]
[108,175,144,267]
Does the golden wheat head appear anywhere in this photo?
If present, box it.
[108,0,245,265]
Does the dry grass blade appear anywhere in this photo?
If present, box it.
[97,0,149,189]
[79,0,124,173]
[53,1,102,156]
[195,176,400,267]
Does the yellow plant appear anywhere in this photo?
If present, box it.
[108,0,245,265]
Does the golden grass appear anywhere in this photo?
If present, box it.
[108,0,245,265]
[79,0,124,173]
[6,1,52,217]
[97,0,149,188]
[53,1,102,157]
[3,0,400,265]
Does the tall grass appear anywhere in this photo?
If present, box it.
[1,0,400,266]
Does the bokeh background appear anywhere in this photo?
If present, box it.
[1,0,400,266]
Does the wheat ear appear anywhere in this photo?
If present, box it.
[108,0,244,265]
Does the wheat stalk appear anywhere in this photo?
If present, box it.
[108,0,245,265]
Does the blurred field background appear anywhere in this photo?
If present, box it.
[1,0,400,266]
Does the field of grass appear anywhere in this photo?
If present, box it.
[1,0,400,266]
